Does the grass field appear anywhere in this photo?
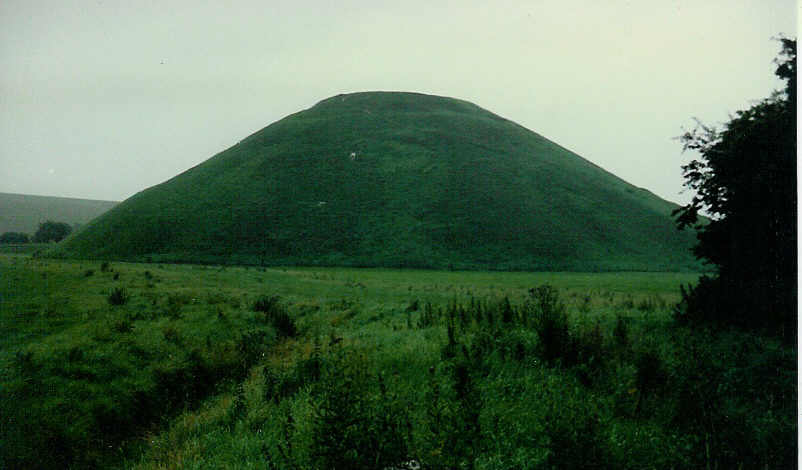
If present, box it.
[1,254,795,469]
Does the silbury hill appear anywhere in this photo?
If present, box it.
[52,92,700,271]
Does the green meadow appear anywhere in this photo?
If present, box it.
[1,254,795,469]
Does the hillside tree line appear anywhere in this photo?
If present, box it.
[0,220,73,244]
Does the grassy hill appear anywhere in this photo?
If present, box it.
[0,192,118,235]
[52,92,700,271]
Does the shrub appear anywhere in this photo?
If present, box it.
[613,314,629,349]
[66,347,84,363]
[113,319,133,334]
[165,293,190,319]
[253,295,297,338]
[228,382,247,426]
[32,220,72,243]
[417,301,438,328]
[100,261,111,272]
[0,232,30,243]
[262,367,280,403]
[570,322,606,385]
[308,351,410,470]
[235,330,271,377]
[667,332,796,468]
[632,348,666,417]
[253,294,281,314]
[500,296,515,324]
[544,404,611,468]
[578,294,592,314]
[163,326,181,344]
[528,285,570,364]
[107,287,129,305]
[636,297,655,312]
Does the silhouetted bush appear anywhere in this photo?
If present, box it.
[570,322,606,385]
[664,330,797,468]
[253,295,297,338]
[113,318,133,334]
[613,314,629,349]
[236,329,270,377]
[32,220,72,243]
[528,285,569,364]
[417,301,438,328]
[674,39,797,341]
[253,294,280,313]
[544,403,611,469]
[107,287,129,305]
[228,382,247,426]
[0,232,30,243]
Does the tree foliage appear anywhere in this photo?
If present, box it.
[32,220,72,243]
[0,232,30,244]
[674,38,796,339]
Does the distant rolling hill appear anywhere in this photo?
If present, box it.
[52,91,700,271]
[0,193,118,236]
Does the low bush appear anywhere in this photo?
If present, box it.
[0,231,30,244]
[613,314,629,349]
[107,287,129,305]
[254,295,297,338]
[528,285,570,364]
[309,351,410,470]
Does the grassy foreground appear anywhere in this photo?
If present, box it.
[0,255,795,469]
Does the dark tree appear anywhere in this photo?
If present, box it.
[32,220,72,243]
[674,38,796,340]
[0,232,30,243]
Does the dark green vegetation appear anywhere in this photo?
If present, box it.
[1,255,793,469]
[52,92,699,271]
[31,220,72,243]
[0,232,30,244]
[0,192,117,235]
[0,243,48,255]
[674,39,796,340]
[2,220,73,250]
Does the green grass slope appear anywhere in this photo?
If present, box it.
[0,192,118,235]
[52,92,699,271]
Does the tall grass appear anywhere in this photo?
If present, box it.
[0,255,793,469]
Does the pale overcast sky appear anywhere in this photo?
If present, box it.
[0,0,796,204]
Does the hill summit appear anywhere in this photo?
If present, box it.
[53,92,698,271]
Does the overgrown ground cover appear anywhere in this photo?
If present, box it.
[0,254,795,469]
